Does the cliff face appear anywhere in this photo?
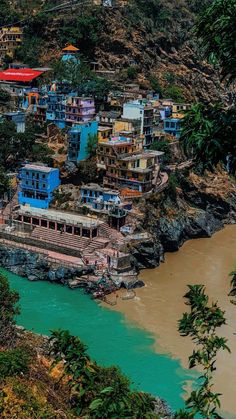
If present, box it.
[11,0,227,104]
[130,169,236,269]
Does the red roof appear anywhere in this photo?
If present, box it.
[0,68,44,83]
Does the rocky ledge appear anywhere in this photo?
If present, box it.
[130,169,236,269]
[0,245,144,293]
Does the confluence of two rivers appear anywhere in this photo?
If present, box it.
[3,225,236,417]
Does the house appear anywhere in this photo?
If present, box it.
[97,136,162,193]
[0,27,23,63]
[65,97,95,124]
[113,118,141,136]
[3,111,25,133]
[18,164,60,209]
[98,126,113,142]
[172,103,191,118]
[96,110,121,127]
[163,118,182,138]
[80,184,121,212]
[67,120,98,162]
[46,92,67,128]
[122,100,154,147]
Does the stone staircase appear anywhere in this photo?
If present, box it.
[31,227,90,252]
[98,223,124,241]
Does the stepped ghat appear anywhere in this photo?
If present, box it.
[0,206,125,263]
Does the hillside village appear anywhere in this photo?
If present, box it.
[0,30,195,299]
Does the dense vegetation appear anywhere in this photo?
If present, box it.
[180,0,236,174]
[0,273,161,418]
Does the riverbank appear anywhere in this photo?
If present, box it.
[2,267,197,413]
[107,225,236,417]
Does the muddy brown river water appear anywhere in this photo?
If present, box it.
[110,225,236,417]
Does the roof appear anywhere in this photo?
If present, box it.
[81,183,119,195]
[18,206,102,229]
[121,150,164,161]
[0,68,44,83]
[21,164,57,173]
[62,44,79,52]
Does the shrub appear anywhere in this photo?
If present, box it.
[0,274,20,347]
[0,348,31,381]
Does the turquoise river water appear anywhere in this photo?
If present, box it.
[1,267,196,412]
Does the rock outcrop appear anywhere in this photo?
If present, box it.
[130,169,236,269]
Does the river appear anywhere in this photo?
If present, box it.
[2,225,236,417]
[109,225,236,417]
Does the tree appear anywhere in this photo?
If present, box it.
[150,139,171,164]
[175,285,230,418]
[86,134,98,157]
[0,274,20,347]
[195,0,236,84]
[180,103,236,172]
[49,330,158,418]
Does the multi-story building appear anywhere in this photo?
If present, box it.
[18,164,60,209]
[98,126,113,143]
[80,184,121,212]
[34,97,48,125]
[97,136,162,193]
[164,118,182,138]
[67,120,98,163]
[46,92,67,128]
[65,97,95,124]
[122,100,154,147]
[0,27,23,63]
[96,110,121,127]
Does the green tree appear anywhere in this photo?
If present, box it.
[0,274,20,347]
[49,330,158,418]
[150,139,171,164]
[86,134,98,157]
[175,285,230,418]
[195,0,236,84]
[180,103,236,171]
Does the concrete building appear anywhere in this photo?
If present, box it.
[3,111,25,133]
[97,136,163,193]
[0,27,23,63]
[80,184,121,212]
[67,120,98,162]
[18,164,60,209]
[46,92,67,128]
[122,100,154,147]
[164,118,182,138]
[13,206,101,239]
[65,97,95,124]
[98,126,113,143]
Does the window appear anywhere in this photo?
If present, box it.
[171,122,175,128]
[165,122,170,128]
[42,174,45,179]
[49,221,55,230]
[41,219,47,228]
[43,183,46,188]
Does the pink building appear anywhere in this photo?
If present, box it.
[65,97,95,124]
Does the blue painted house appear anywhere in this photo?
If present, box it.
[163,118,182,138]
[80,184,121,212]
[46,92,67,129]
[18,164,60,209]
[67,121,98,163]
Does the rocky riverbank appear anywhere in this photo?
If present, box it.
[130,169,236,269]
[0,245,144,294]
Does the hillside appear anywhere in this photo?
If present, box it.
[2,0,227,103]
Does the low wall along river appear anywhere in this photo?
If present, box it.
[2,225,236,417]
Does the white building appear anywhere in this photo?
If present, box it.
[122,100,154,147]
